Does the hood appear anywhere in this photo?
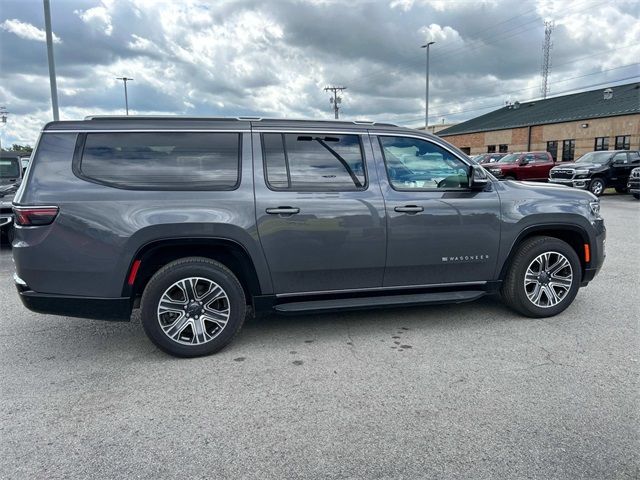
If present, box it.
[0,182,19,198]
[551,162,603,170]
[506,179,597,201]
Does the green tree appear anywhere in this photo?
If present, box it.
[10,144,33,154]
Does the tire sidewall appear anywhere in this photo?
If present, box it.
[141,260,246,357]
[509,238,581,317]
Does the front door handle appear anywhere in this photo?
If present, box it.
[266,206,300,215]
[394,205,424,214]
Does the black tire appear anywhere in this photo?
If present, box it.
[589,177,605,196]
[140,257,246,358]
[500,236,581,318]
[634,193,640,200]
[615,187,627,194]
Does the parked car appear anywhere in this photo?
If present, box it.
[628,167,640,199]
[0,152,22,243]
[472,153,508,164]
[549,150,640,196]
[487,151,555,181]
[12,117,606,357]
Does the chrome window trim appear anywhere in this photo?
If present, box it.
[253,129,367,135]
[276,281,487,298]
[369,131,473,167]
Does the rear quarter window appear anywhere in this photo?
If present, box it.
[78,132,241,190]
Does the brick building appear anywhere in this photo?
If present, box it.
[438,82,640,161]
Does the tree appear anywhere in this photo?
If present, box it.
[10,144,33,154]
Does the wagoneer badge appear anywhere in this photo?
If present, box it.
[442,255,490,263]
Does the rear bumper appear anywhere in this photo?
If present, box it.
[15,274,131,321]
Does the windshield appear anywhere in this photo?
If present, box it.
[575,151,612,164]
[497,153,519,164]
[0,158,20,178]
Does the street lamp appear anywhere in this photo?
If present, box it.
[116,77,134,115]
[421,41,435,130]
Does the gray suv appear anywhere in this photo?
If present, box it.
[12,117,606,357]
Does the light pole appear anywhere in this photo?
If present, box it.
[116,77,133,115]
[43,0,59,121]
[0,107,8,151]
[421,41,435,130]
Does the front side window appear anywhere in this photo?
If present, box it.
[378,136,469,190]
[594,137,609,151]
[615,135,630,150]
[612,152,628,164]
[80,132,241,190]
[262,133,365,191]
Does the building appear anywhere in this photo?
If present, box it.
[438,82,640,161]
[416,122,457,135]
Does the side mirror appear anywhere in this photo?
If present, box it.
[469,165,489,189]
[520,158,530,165]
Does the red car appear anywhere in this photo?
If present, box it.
[487,151,556,181]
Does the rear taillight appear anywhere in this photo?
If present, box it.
[13,206,59,226]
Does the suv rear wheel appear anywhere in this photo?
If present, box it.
[140,257,246,357]
[501,236,581,317]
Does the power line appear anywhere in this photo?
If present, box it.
[324,86,346,119]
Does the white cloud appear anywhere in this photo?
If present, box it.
[75,5,113,36]
[0,19,61,43]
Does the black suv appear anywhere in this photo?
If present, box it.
[12,117,606,357]
[549,150,640,196]
[0,152,22,242]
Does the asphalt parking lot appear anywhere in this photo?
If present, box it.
[0,194,638,479]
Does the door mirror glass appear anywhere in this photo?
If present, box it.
[469,165,489,189]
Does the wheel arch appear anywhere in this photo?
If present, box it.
[123,237,264,304]
[499,224,591,281]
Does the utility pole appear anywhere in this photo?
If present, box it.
[421,41,435,129]
[116,77,134,115]
[324,86,346,119]
[43,0,59,121]
[540,20,554,99]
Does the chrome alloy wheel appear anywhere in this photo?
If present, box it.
[157,277,230,345]
[524,251,573,308]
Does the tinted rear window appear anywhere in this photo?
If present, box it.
[0,158,20,178]
[80,132,241,190]
[262,133,366,191]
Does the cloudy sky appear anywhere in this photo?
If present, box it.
[1,0,638,146]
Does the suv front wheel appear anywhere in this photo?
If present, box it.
[140,257,246,357]
[501,236,581,317]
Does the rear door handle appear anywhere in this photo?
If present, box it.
[265,206,300,215]
[394,205,424,214]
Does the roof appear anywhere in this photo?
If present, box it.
[439,82,640,136]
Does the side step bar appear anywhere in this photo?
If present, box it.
[274,290,485,314]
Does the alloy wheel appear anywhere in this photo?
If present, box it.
[524,251,573,308]
[157,277,230,345]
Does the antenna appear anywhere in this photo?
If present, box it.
[540,20,554,99]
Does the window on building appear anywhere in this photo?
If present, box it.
[594,137,609,151]
[487,145,496,153]
[498,144,508,153]
[80,132,241,190]
[546,141,558,161]
[562,139,575,162]
[262,133,366,191]
[615,135,630,150]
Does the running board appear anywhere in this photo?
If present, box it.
[274,290,485,314]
